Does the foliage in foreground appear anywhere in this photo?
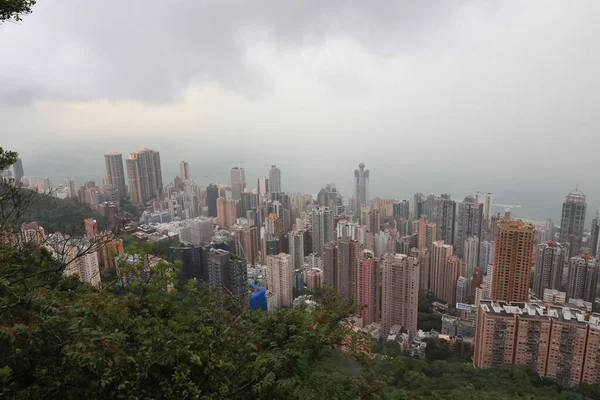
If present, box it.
[0,245,381,399]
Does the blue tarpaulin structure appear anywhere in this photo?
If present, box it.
[248,282,267,311]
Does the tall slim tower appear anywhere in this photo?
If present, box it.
[463,236,480,278]
[230,167,246,200]
[413,192,425,220]
[566,255,598,302]
[476,191,493,228]
[104,152,127,200]
[491,217,535,302]
[269,165,281,193]
[354,163,369,219]
[430,241,456,305]
[559,188,587,258]
[438,197,456,245]
[336,237,362,299]
[12,158,24,183]
[311,207,334,256]
[288,230,305,271]
[455,196,483,260]
[257,176,269,196]
[357,250,381,325]
[532,240,566,297]
[206,184,219,217]
[590,209,600,257]
[64,178,77,199]
[180,160,191,181]
[381,253,419,336]
[126,148,163,204]
[266,253,293,309]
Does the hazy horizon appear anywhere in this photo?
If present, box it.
[3,1,600,224]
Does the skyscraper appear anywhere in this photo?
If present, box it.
[590,209,600,257]
[269,165,281,193]
[357,250,381,325]
[455,196,483,260]
[393,200,410,219]
[288,230,305,271]
[104,152,127,200]
[491,217,535,302]
[311,207,334,256]
[479,240,495,273]
[354,163,369,219]
[474,300,600,388]
[322,241,339,288]
[417,216,436,251]
[64,178,77,199]
[180,160,191,181]
[532,241,566,297]
[476,191,492,228]
[12,158,24,183]
[257,176,269,196]
[438,197,456,245]
[337,237,362,299]
[413,192,425,220]
[206,184,218,217]
[463,236,480,278]
[266,253,293,309]
[566,255,598,302]
[208,249,247,296]
[381,253,419,336]
[559,188,587,258]
[430,241,458,305]
[126,148,163,204]
[230,167,246,200]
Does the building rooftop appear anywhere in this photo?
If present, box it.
[479,300,600,326]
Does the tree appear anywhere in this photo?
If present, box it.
[0,0,36,24]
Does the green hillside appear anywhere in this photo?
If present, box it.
[12,191,105,236]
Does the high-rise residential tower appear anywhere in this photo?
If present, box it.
[311,207,334,256]
[288,230,305,271]
[206,184,219,218]
[180,160,191,181]
[476,191,492,228]
[357,250,381,325]
[455,196,483,260]
[64,178,77,199]
[257,176,269,196]
[413,192,425,220]
[266,253,293,309]
[269,165,281,193]
[126,148,163,204]
[12,158,24,183]
[566,255,598,303]
[104,152,127,200]
[590,209,600,257]
[464,236,480,278]
[230,167,246,200]
[430,241,459,305]
[393,200,410,220]
[532,241,566,297]
[354,163,369,219]
[559,188,587,258]
[381,253,419,336]
[438,197,456,245]
[337,237,362,299]
[491,217,535,302]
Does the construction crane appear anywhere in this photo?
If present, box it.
[492,204,521,212]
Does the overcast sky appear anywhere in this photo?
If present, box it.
[2,1,600,222]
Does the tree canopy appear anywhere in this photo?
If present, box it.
[0,0,36,24]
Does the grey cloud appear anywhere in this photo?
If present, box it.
[0,0,461,105]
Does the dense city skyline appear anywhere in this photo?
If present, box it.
[4,1,600,396]
[3,1,600,224]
